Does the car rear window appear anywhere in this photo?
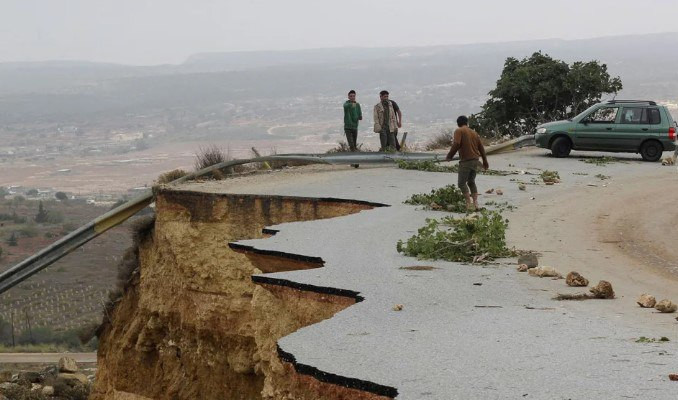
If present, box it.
[620,107,662,124]
[647,108,661,124]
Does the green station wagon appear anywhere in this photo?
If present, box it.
[534,100,677,161]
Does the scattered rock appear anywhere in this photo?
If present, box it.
[566,271,589,287]
[0,382,18,391]
[0,371,11,383]
[528,266,562,278]
[590,280,615,299]
[670,374,678,381]
[58,356,78,373]
[42,385,55,396]
[637,294,657,308]
[485,188,494,194]
[392,304,403,311]
[655,299,677,313]
[31,383,42,391]
[55,372,89,387]
[518,183,526,191]
[545,181,555,185]
[496,189,503,195]
[17,371,41,383]
[517,253,538,268]
[517,264,528,272]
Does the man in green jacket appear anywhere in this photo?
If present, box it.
[343,90,362,151]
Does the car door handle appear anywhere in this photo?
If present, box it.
[642,128,649,131]
[606,127,613,130]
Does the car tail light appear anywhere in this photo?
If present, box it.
[670,127,676,141]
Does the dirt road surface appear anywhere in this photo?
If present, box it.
[0,352,96,364]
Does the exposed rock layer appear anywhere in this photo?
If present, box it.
[92,189,391,399]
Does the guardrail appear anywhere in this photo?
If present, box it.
[0,140,534,295]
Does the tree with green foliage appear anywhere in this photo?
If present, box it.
[7,232,17,247]
[55,191,68,201]
[34,200,49,223]
[26,188,38,196]
[0,245,3,258]
[471,52,622,137]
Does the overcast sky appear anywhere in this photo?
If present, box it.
[2,0,678,65]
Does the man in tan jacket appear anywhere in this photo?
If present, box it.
[446,115,489,211]
[373,90,401,151]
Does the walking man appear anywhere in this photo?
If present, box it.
[373,90,402,151]
[343,90,362,151]
[445,115,489,211]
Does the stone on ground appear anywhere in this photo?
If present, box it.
[42,385,55,396]
[17,371,41,383]
[566,271,589,287]
[517,253,538,268]
[516,264,528,272]
[590,281,615,299]
[655,299,677,313]
[636,294,657,308]
[528,266,562,278]
[58,356,78,373]
[56,372,89,386]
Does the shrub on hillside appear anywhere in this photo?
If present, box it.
[194,145,227,170]
[157,169,188,184]
[425,128,454,150]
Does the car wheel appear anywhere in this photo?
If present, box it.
[640,140,662,162]
[551,137,572,158]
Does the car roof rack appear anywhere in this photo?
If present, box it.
[606,100,657,105]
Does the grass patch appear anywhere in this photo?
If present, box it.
[540,170,560,183]
[397,160,458,172]
[325,141,370,153]
[595,174,610,180]
[635,336,670,343]
[484,200,517,212]
[404,185,466,212]
[580,156,621,166]
[397,210,515,263]
[396,160,515,176]
[399,266,439,271]
[0,343,73,353]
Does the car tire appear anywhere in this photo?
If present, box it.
[640,140,663,162]
[551,137,572,158]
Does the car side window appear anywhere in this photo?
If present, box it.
[647,108,661,125]
[621,107,645,124]
[585,107,619,123]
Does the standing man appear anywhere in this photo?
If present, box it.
[373,90,402,151]
[446,115,489,211]
[343,90,362,152]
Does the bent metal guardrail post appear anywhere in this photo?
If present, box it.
[0,139,534,295]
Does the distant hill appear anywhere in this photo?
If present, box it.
[1,32,677,137]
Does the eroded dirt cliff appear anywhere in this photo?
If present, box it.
[92,189,393,400]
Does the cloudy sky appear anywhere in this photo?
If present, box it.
[2,0,678,65]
